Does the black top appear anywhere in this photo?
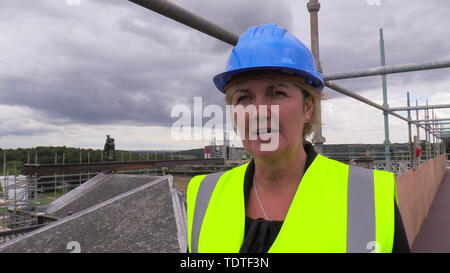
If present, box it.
[239,143,411,253]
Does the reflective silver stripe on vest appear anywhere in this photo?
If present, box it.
[191,171,225,253]
[347,165,376,253]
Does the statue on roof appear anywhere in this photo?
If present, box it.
[103,135,116,161]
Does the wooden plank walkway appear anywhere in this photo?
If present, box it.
[412,169,450,252]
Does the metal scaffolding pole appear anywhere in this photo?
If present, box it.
[308,0,326,153]
[433,110,436,156]
[416,121,450,126]
[436,115,440,154]
[324,81,386,111]
[407,92,413,167]
[389,104,450,112]
[324,81,436,136]
[436,113,440,154]
[430,128,450,132]
[308,0,322,73]
[414,118,450,123]
[128,0,238,45]
[323,58,450,81]
[428,127,450,131]
[416,100,420,143]
[380,28,391,169]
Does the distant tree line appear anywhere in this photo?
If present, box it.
[0,142,447,176]
[0,146,204,176]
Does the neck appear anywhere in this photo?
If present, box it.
[253,141,307,193]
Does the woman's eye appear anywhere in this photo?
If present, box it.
[274,91,287,97]
[237,96,249,103]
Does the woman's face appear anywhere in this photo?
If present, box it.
[230,78,313,159]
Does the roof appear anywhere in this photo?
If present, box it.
[0,174,187,253]
[46,173,162,218]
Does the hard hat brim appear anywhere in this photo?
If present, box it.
[213,66,324,93]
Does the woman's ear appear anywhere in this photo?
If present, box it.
[303,96,314,120]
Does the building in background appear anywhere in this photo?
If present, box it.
[204,133,250,162]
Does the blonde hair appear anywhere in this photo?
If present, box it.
[224,77,323,139]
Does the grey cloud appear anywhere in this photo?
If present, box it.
[0,108,56,138]
[1,0,448,133]
[0,127,52,137]
[1,0,295,128]
[175,0,294,34]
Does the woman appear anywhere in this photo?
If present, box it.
[187,24,410,253]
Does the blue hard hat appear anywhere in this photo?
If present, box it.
[213,24,324,93]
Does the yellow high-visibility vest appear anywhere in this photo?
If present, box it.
[187,154,397,253]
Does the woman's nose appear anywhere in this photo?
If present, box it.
[253,97,272,123]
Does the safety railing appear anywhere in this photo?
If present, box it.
[373,160,411,175]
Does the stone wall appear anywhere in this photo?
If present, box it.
[396,154,446,247]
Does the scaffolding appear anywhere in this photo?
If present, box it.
[0,175,38,230]
[127,0,450,172]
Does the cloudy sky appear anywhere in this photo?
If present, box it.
[1,0,449,150]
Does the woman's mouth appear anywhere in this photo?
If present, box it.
[249,128,279,140]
